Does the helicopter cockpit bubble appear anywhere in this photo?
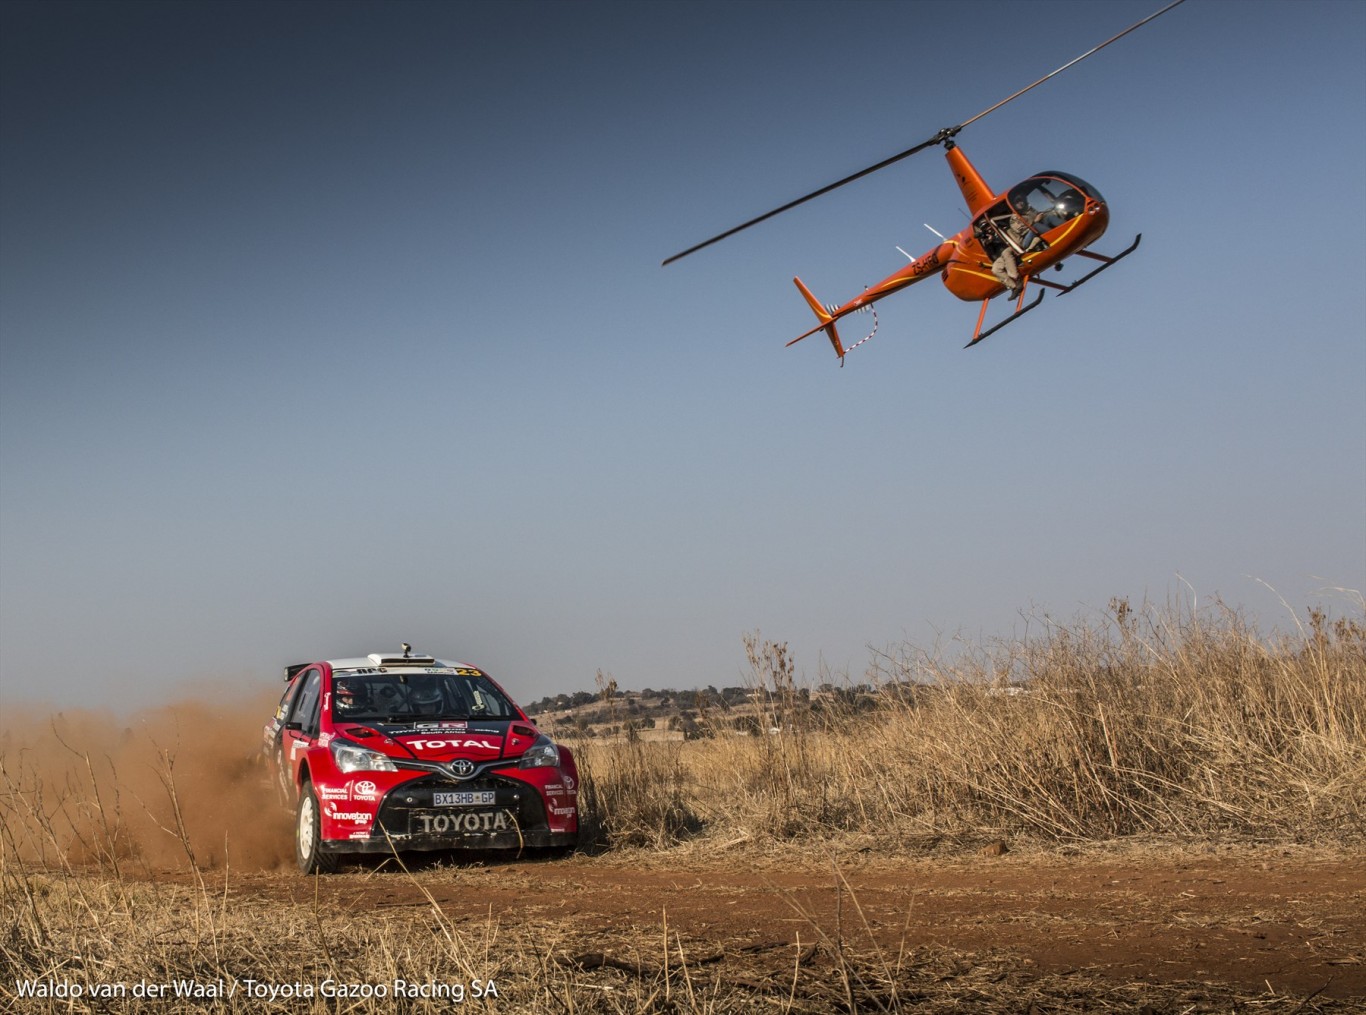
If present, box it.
[1013,172,1105,233]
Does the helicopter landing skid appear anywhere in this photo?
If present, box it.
[965,289,1045,348]
[1047,233,1143,296]
[965,233,1142,348]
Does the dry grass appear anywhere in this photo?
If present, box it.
[577,598,1366,852]
[2,595,1362,1011]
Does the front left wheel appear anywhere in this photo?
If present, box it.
[296,781,340,875]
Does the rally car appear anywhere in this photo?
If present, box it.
[263,647,579,873]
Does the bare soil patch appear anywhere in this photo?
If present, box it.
[190,845,1365,1002]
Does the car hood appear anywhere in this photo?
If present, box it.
[333,719,539,764]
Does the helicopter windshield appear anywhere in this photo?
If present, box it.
[1009,173,1103,232]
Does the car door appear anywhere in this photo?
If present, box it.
[280,667,322,801]
[269,676,305,806]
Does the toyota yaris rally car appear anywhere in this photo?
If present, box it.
[263,648,578,873]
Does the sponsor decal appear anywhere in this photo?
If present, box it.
[562,774,577,790]
[320,787,349,801]
[549,804,575,817]
[415,811,509,834]
[328,811,372,823]
[406,738,499,751]
[353,780,379,798]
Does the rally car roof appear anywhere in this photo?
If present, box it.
[284,652,484,681]
[328,655,480,670]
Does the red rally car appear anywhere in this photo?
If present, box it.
[263,647,579,873]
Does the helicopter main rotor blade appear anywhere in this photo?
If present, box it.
[662,0,1186,267]
[956,0,1187,132]
[660,133,947,267]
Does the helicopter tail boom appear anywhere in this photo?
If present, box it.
[788,277,846,358]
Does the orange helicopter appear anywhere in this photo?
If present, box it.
[663,0,1183,364]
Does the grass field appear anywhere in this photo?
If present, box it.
[2,596,1363,1011]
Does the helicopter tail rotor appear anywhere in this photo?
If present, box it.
[788,277,846,359]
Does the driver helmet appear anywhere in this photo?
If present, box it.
[410,681,445,716]
[333,677,370,714]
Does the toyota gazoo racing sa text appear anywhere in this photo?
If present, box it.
[263,649,578,873]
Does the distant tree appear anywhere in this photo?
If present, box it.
[596,670,618,702]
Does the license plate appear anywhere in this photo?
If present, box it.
[433,790,495,806]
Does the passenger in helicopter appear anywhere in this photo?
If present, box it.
[991,200,1047,299]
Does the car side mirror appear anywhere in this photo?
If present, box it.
[284,721,302,732]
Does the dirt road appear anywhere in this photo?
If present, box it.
[220,845,1364,1002]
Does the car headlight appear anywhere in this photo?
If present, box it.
[331,740,398,774]
[519,735,561,769]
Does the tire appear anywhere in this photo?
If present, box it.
[296,781,340,874]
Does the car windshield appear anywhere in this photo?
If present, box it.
[330,671,518,722]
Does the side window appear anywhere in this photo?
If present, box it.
[289,669,322,737]
[276,679,301,720]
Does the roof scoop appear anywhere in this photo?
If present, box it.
[368,645,437,666]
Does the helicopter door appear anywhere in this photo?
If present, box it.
[972,209,1009,261]
[983,197,1050,259]
[973,201,1039,263]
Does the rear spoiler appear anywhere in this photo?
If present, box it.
[284,663,310,683]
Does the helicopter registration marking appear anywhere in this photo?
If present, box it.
[910,249,941,278]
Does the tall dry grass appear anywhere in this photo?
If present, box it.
[579,598,1366,849]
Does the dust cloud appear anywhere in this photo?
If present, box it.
[0,688,296,871]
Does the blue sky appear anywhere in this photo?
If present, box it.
[2,0,1363,709]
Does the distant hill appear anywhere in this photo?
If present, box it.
[524,683,892,740]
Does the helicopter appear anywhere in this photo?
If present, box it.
[662,0,1184,364]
